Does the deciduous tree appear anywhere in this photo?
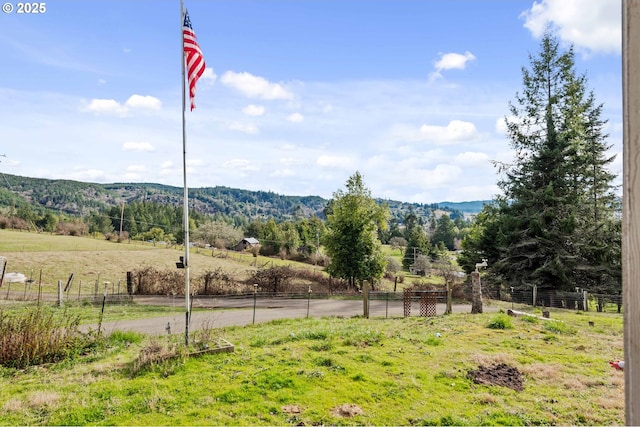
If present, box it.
[323,172,389,289]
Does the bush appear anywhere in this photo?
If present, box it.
[486,314,514,330]
[0,306,97,368]
[132,266,241,296]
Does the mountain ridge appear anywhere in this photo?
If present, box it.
[0,173,491,220]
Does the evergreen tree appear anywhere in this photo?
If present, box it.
[432,214,456,250]
[402,226,431,270]
[489,32,620,294]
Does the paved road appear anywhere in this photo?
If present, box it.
[88,296,499,336]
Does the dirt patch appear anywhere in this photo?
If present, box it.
[467,363,524,391]
[281,404,301,414]
[330,404,364,418]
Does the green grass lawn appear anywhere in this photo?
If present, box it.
[0,306,625,426]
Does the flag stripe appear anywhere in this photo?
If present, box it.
[183,10,205,111]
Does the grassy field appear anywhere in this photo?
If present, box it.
[0,229,433,297]
[0,229,328,296]
[0,306,624,425]
[0,228,626,425]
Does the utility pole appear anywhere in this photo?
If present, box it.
[119,201,125,240]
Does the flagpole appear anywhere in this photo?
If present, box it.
[180,0,191,347]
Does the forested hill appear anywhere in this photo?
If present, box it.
[0,173,490,221]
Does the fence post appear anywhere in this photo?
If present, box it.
[57,280,63,307]
[362,281,370,319]
[471,272,482,314]
[533,285,537,307]
[385,292,389,319]
[583,290,588,312]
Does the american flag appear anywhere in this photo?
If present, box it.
[183,9,206,111]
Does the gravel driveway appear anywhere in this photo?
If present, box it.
[89,296,499,336]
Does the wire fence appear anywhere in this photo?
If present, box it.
[490,287,623,314]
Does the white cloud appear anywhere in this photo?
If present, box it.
[287,112,304,123]
[187,159,204,167]
[66,169,106,181]
[521,0,621,55]
[280,157,301,166]
[82,94,161,116]
[1,159,20,168]
[122,141,155,152]
[220,71,294,100]
[222,158,259,171]
[98,79,106,85]
[242,104,265,116]
[201,67,217,84]
[434,51,476,72]
[161,161,173,169]
[418,120,479,143]
[228,121,259,134]
[271,169,296,177]
[455,151,490,166]
[124,95,162,110]
[127,164,147,172]
[82,98,127,116]
[429,51,476,82]
[316,155,355,170]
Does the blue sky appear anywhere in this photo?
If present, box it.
[0,0,622,203]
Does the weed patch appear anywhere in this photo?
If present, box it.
[544,320,577,335]
[0,306,99,368]
[486,313,514,330]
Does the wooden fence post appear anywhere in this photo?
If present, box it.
[623,2,640,423]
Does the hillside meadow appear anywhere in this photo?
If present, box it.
[0,229,436,298]
[0,229,328,296]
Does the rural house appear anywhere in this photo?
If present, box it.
[234,237,260,251]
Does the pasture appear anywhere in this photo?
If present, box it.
[0,304,625,425]
[0,228,626,425]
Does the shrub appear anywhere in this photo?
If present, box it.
[486,314,514,330]
[0,306,97,368]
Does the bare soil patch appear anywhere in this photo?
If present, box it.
[467,363,524,391]
[330,404,364,418]
[281,404,301,414]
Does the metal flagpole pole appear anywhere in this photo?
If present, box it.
[180,0,191,347]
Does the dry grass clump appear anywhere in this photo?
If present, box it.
[474,393,499,405]
[2,398,24,412]
[130,337,183,375]
[0,306,95,368]
[520,362,563,382]
[596,395,625,410]
[471,352,515,367]
[28,391,60,408]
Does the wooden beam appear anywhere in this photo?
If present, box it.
[623,1,640,424]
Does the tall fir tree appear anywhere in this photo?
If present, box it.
[489,32,620,295]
